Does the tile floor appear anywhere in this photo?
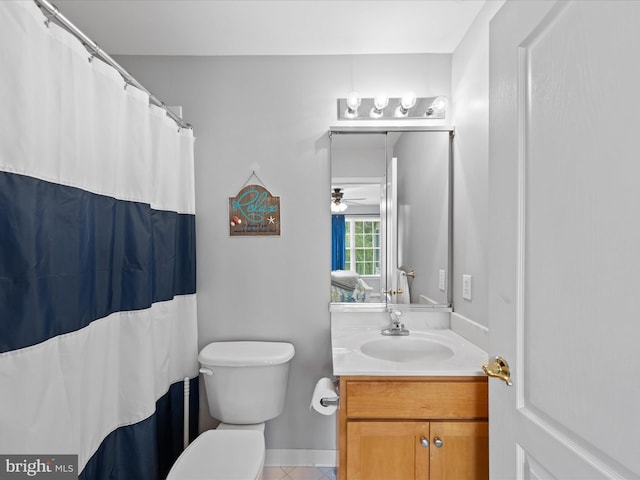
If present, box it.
[263,466,336,480]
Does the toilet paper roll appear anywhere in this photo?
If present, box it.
[310,377,338,415]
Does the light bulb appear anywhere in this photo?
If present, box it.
[344,92,361,118]
[426,96,446,116]
[373,94,389,110]
[400,92,417,110]
[331,201,347,212]
[394,92,417,117]
[346,92,361,110]
[370,94,389,118]
[431,96,446,113]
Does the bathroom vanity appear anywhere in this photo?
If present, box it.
[337,375,487,480]
[331,312,488,480]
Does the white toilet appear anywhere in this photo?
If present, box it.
[166,341,295,480]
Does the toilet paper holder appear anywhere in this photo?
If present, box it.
[321,377,340,407]
[320,396,339,407]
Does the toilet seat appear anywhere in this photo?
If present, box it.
[166,430,265,480]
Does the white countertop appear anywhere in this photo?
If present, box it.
[331,315,488,376]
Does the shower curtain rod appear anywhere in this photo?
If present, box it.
[33,0,192,130]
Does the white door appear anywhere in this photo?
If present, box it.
[489,1,640,478]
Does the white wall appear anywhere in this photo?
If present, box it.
[115,53,451,454]
[451,1,505,331]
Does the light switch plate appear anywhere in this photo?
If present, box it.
[439,270,446,291]
[462,274,472,300]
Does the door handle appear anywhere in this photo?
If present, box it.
[482,356,513,386]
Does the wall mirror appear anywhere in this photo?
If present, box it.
[329,127,453,309]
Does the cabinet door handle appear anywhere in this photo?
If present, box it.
[420,436,429,447]
[433,437,443,448]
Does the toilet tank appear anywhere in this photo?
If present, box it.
[198,341,295,425]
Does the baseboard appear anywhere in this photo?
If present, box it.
[450,312,489,351]
[265,449,337,467]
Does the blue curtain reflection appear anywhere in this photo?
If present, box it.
[331,214,346,270]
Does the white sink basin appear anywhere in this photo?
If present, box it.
[331,314,488,375]
[360,337,454,363]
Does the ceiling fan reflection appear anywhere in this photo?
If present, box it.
[331,188,366,212]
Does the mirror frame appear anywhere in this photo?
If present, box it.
[329,125,454,312]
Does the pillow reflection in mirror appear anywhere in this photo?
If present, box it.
[330,270,372,303]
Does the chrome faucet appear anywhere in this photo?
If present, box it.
[381,310,410,336]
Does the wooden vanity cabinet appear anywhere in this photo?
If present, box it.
[337,376,488,480]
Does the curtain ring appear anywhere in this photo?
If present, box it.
[42,2,60,28]
[88,54,95,63]
[43,12,56,28]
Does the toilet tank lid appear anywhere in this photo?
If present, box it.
[199,341,295,367]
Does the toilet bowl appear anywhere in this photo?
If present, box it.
[166,341,295,479]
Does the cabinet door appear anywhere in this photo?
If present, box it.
[346,421,429,480]
[429,421,488,480]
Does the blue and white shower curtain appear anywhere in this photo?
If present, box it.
[0,2,198,479]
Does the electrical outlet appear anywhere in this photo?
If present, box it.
[439,270,446,291]
[462,274,472,300]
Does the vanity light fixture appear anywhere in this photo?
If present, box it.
[337,95,446,120]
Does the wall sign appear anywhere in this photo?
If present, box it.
[229,181,281,237]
